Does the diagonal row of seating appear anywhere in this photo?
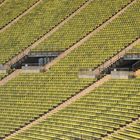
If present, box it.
[0,0,140,138]
[8,78,140,140]
[0,0,89,64]
[107,119,140,140]
[0,0,41,30]
[48,0,140,76]
[32,0,134,52]
[0,73,95,138]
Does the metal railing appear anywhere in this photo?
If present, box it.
[132,60,140,71]
[22,63,40,67]
[110,68,132,72]
[30,51,63,57]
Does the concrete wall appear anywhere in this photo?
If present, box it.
[22,66,43,73]
[78,70,97,78]
[111,71,134,79]
[0,65,7,73]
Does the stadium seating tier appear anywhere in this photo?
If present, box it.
[0,0,140,139]
[0,0,40,29]
[9,78,140,139]
[0,0,87,64]
[32,0,133,52]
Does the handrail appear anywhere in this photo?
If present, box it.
[132,60,140,71]
[29,51,63,57]
[110,68,132,71]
